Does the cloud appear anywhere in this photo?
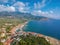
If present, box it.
[34,0,51,9]
[0,1,30,13]
[0,0,16,4]
[0,5,15,12]
[13,2,25,7]
[6,6,16,12]
[31,10,48,15]
[0,0,8,3]
[31,10,60,19]
[13,1,30,13]
[12,0,48,13]
[34,0,46,9]
[18,7,30,13]
[0,0,60,19]
[49,11,54,13]
[0,0,16,3]
[0,0,51,13]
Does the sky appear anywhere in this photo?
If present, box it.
[0,0,60,19]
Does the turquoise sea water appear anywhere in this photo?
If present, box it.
[23,19,60,40]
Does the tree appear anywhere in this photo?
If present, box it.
[6,26,11,33]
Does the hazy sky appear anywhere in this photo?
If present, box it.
[0,0,60,19]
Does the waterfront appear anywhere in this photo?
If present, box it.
[3,20,60,45]
[23,19,60,40]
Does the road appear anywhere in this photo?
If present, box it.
[4,22,28,45]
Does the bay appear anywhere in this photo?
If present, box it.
[23,19,60,40]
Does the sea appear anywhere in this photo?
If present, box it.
[23,19,60,40]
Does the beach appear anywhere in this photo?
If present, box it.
[10,22,28,34]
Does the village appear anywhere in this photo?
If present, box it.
[0,21,60,45]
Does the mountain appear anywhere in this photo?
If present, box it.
[0,12,47,20]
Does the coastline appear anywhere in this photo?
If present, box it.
[23,20,60,40]
[10,21,28,34]
[17,21,60,41]
[5,21,60,45]
[26,32,60,45]
[20,22,28,31]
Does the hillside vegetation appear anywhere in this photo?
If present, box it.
[11,34,51,45]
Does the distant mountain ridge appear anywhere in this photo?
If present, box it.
[0,12,47,20]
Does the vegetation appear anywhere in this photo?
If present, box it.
[0,17,27,32]
[0,12,47,45]
[11,34,51,45]
[0,17,27,45]
[0,42,3,45]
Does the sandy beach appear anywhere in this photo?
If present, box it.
[10,22,28,34]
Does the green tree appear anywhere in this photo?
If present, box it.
[6,26,11,33]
